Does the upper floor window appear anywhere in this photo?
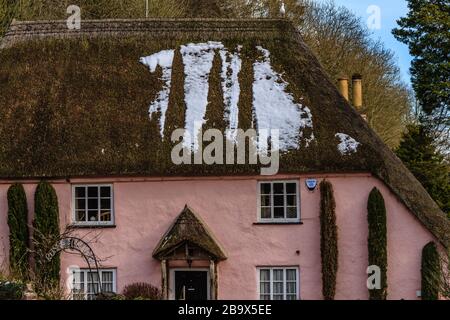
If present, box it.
[73,185,114,226]
[71,268,116,300]
[258,181,299,222]
[258,267,299,300]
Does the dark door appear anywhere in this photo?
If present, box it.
[175,271,208,300]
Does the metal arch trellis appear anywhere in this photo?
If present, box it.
[52,236,103,299]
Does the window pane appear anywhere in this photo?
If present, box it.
[273,294,283,300]
[102,272,113,282]
[260,294,271,300]
[287,195,296,206]
[88,283,99,295]
[273,282,283,294]
[286,183,296,194]
[286,269,297,281]
[103,282,113,293]
[273,270,284,281]
[76,210,86,222]
[273,195,284,206]
[260,282,270,295]
[287,207,297,219]
[102,272,114,293]
[286,294,297,300]
[100,211,111,222]
[88,187,98,198]
[75,199,85,210]
[88,199,98,210]
[273,183,284,194]
[261,207,271,219]
[101,199,111,210]
[260,183,271,195]
[87,272,99,282]
[287,282,296,294]
[100,186,111,198]
[75,187,85,198]
[88,211,98,222]
[260,195,271,207]
[274,207,284,219]
[260,270,270,281]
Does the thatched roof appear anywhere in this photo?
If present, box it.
[153,205,227,260]
[0,19,449,247]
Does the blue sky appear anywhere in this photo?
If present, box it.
[315,0,412,85]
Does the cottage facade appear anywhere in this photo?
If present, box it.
[0,19,448,300]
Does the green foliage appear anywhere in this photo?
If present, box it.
[393,0,449,122]
[0,280,24,300]
[0,0,19,38]
[7,183,29,281]
[396,124,450,217]
[367,187,387,300]
[421,241,441,300]
[122,282,162,300]
[33,181,60,292]
[320,180,338,300]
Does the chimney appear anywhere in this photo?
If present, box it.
[337,76,349,101]
[352,74,363,110]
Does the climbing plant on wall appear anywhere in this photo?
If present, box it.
[421,241,441,300]
[7,183,29,280]
[367,187,387,300]
[320,180,338,300]
[33,181,60,292]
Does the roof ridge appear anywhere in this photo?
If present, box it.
[1,18,291,49]
[10,18,286,24]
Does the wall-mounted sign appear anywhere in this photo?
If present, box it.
[305,179,317,191]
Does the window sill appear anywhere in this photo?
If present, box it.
[253,221,303,225]
[68,224,116,229]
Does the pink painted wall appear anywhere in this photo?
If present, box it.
[0,174,440,300]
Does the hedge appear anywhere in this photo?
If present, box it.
[320,180,338,300]
[367,187,387,300]
[421,241,441,300]
[7,183,29,280]
[0,280,24,300]
[33,181,60,291]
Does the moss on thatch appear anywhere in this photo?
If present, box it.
[0,18,449,248]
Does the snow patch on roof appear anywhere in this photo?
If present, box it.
[181,42,224,151]
[253,46,314,152]
[335,133,360,155]
[140,50,175,136]
[220,46,242,141]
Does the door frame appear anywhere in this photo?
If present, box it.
[169,268,211,300]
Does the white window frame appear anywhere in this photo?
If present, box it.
[70,268,117,300]
[71,184,115,226]
[257,180,300,223]
[257,267,299,300]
